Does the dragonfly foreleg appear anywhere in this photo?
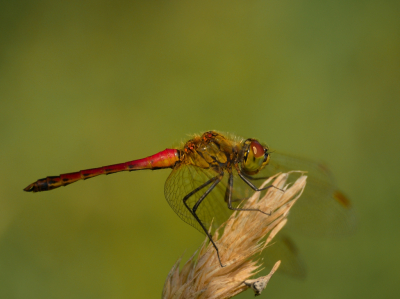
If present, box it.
[235,164,283,193]
[241,172,270,181]
[182,172,225,267]
[226,172,271,216]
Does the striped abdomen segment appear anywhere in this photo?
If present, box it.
[24,148,181,193]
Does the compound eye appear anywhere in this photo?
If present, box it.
[250,141,264,158]
[241,140,269,174]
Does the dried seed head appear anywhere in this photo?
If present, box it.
[162,172,307,299]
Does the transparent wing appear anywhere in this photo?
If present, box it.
[164,150,355,279]
[164,164,233,234]
[164,161,272,236]
[255,152,356,236]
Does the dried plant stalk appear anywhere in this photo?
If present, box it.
[162,172,307,299]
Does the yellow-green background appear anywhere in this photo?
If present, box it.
[1,1,399,298]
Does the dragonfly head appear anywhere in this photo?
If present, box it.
[240,139,270,175]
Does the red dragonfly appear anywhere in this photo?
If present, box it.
[24,131,355,272]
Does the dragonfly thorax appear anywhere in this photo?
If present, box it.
[181,131,241,171]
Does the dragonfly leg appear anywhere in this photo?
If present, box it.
[182,173,225,267]
[236,164,283,193]
[226,172,271,216]
[241,172,270,181]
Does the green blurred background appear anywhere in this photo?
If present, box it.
[1,0,399,298]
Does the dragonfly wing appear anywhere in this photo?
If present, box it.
[164,164,233,235]
[258,152,356,236]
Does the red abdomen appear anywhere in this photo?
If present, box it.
[24,149,181,192]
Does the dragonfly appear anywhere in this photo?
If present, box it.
[24,131,355,272]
